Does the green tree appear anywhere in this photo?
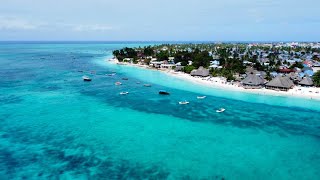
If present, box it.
[156,51,169,61]
[313,71,320,87]
[289,62,303,69]
[184,65,195,74]
[143,46,154,56]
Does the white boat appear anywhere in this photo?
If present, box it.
[115,82,122,85]
[179,101,189,105]
[216,108,225,113]
[106,73,116,76]
[197,96,206,99]
[82,76,92,81]
[144,84,152,87]
[120,92,129,95]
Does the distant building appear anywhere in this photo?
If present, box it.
[241,73,265,89]
[266,76,294,91]
[298,76,314,86]
[190,66,210,77]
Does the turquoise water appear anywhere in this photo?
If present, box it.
[0,42,320,179]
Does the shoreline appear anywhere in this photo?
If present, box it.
[106,59,320,101]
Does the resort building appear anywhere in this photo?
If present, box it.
[160,64,176,69]
[190,66,210,77]
[298,76,314,86]
[265,76,294,91]
[241,73,265,89]
[123,58,134,64]
[149,61,163,68]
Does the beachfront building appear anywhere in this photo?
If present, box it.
[241,73,265,89]
[265,76,294,91]
[123,58,134,64]
[190,66,210,77]
[160,64,176,69]
[149,61,163,68]
[298,76,314,86]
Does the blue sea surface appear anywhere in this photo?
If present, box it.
[0,42,320,179]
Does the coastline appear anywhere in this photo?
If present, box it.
[106,59,320,101]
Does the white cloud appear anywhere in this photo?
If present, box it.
[0,16,40,30]
[72,24,113,32]
[0,15,114,33]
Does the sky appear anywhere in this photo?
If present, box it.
[0,0,320,41]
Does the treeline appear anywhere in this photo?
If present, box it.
[112,47,137,61]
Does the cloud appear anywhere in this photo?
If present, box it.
[0,16,40,30]
[0,15,114,33]
[71,24,113,32]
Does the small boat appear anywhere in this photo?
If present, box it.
[159,90,170,95]
[120,92,129,95]
[122,78,129,80]
[115,82,122,85]
[216,108,225,113]
[136,82,141,84]
[82,76,92,81]
[197,96,206,99]
[144,84,152,87]
[179,101,189,105]
[106,73,116,76]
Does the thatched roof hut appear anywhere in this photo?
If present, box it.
[190,66,210,77]
[266,76,294,91]
[241,73,265,88]
[298,76,314,86]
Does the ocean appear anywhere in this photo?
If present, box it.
[0,42,319,179]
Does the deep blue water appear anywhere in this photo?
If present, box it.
[0,42,320,179]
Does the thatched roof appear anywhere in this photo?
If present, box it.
[266,76,294,89]
[241,73,265,86]
[190,66,209,77]
[299,77,314,86]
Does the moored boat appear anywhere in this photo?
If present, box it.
[197,96,206,99]
[179,101,189,105]
[216,108,225,113]
[106,73,116,76]
[115,82,122,85]
[120,92,129,95]
[159,90,170,95]
[82,76,92,81]
[122,78,129,80]
[144,84,152,87]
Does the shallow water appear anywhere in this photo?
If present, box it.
[0,42,320,179]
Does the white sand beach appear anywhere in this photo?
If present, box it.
[107,59,320,101]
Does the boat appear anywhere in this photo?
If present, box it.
[122,78,129,80]
[120,92,129,95]
[159,90,170,95]
[82,76,92,81]
[115,82,122,85]
[197,96,206,99]
[216,108,225,113]
[179,101,189,105]
[144,84,152,87]
[136,82,141,84]
[106,73,116,76]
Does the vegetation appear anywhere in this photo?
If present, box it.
[183,65,195,73]
[290,62,304,69]
[113,47,137,61]
[313,71,320,87]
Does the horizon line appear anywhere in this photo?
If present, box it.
[1,40,320,43]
